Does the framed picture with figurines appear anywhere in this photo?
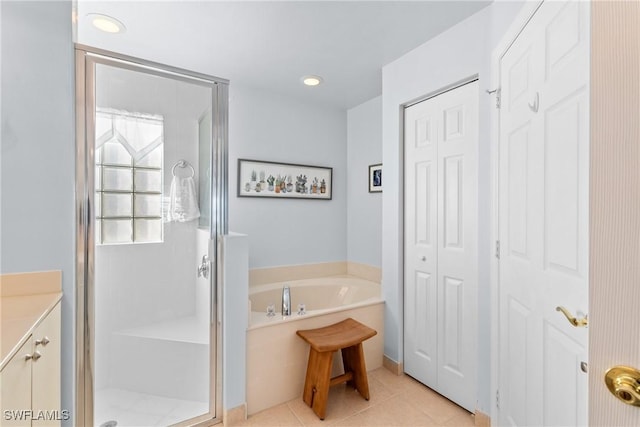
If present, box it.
[237,159,332,200]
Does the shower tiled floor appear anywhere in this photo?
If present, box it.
[94,388,208,427]
[236,367,475,426]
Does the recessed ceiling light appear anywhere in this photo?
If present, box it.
[88,13,126,34]
[302,75,323,87]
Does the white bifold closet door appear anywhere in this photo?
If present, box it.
[403,80,478,412]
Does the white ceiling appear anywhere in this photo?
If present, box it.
[77,1,491,110]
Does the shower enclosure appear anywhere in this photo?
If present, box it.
[75,46,228,427]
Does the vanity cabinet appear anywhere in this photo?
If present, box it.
[1,340,32,426]
[31,301,61,427]
[1,301,61,427]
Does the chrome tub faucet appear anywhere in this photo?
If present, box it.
[282,285,291,316]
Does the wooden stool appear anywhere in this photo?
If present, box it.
[296,318,377,420]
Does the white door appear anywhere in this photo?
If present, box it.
[404,80,478,412]
[498,1,589,425]
[590,1,640,425]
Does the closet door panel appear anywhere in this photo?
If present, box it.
[404,96,439,386]
[435,81,478,412]
[404,80,478,413]
[443,155,463,249]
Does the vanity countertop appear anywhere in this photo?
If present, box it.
[0,271,62,370]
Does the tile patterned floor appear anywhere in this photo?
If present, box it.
[237,368,475,427]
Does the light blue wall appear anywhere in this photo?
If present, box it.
[221,233,248,412]
[382,3,489,367]
[228,84,347,269]
[0,0,525,419]
[1,1,75,424]
[381,1,524,413]
[346,96,382,268]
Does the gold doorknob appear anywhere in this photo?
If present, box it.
[605,366,640,406]
[555,306,588,328]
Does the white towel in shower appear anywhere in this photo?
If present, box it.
[167,175,200,222]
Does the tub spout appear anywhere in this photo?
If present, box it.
[282,285,291,316]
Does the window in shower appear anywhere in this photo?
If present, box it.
[95,109,164,244]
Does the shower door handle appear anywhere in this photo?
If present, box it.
[198,254,210,279]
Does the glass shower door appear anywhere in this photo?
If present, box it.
[83,55,221,427]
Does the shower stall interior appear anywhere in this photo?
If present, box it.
[75,46,228,427]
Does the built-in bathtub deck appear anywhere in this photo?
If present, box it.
[247,302,385,415]
[246,275,384,415]
[249,275,382,329]
[249,296,383,329]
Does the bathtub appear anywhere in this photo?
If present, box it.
[246,276,384,415]
[249,276,382,327]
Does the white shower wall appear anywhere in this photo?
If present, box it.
[93,66,211,395]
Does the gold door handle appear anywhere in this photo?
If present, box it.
[556,306,588,328]
[605,366,640,406]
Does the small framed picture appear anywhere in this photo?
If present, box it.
[369,163,382,193]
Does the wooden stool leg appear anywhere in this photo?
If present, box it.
[302,348,319,407]
[311,351,334,420]
[340,347,356,389]
[341,343,370,400]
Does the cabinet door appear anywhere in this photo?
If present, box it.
[31,302,61,427]
[1,339,33,427]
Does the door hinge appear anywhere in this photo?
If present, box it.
[495,240,501,259]
[496,87,502,109]
[496,389,500,409]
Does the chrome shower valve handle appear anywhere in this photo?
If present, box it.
[528,91,539,113]
[198,254,210,278]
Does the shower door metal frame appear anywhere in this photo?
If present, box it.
[74,45,228,427]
